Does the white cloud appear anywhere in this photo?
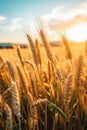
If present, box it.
[42,3,74,22]
[42,2,87,30]
[0,16,6,21]
[0,17,26,43]
[0,17,22,32]
[8,18,22,32]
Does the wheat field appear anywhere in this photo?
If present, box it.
[0,30,87,130]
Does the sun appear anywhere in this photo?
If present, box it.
[67,23,87,42]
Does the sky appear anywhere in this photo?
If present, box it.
[0,0,87,43]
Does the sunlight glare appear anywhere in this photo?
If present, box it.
[67,23,87,42]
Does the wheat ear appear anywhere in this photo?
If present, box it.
[35,39,42,65]
[62,35,72,60]
[75,55,83,88]
[6,61,16,81]
[11,81,21,129]
[40,29,54,62]
[63,73,73,115]
[5,103,13,130]
[27,34,38,65]
[16,45,24,67]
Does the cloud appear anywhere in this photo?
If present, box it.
[8,18,22,32]
[0,17,22,32]
[42,2,87,31]
[0,16,6,21]
[42,3,73,22]
[0,17,25,43]
[47,15,87,30]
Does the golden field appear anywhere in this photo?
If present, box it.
[0,32,87,130]
[0,42,85,62]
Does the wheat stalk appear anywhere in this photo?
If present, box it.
[32,98,48,106]
[85,41,87,56]
[24,60,35,70]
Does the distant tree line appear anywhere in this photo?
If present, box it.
[0,43,28,48]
